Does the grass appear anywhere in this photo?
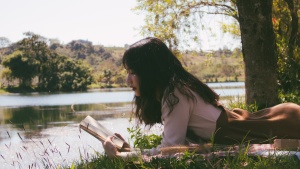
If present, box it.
[88,83,124,89]
[65,148,300,169]
[0,88,8,94]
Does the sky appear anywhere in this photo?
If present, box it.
[0,0,240,50]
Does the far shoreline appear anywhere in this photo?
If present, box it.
[0,81,245,95]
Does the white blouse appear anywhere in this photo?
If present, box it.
[145,88,222,155]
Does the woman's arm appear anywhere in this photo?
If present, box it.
[160,89,192,147]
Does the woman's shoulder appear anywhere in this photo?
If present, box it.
[161,86,197,111]
[162,85,200,102]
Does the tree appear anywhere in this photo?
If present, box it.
[104,69,112,85]
[236,0,279,107]
[135,0,279,108]
[1,32,93,91]
[38,52,93,91]
[49,38,62,50]
[0,37,11,48]
[71,60,93,91]
[16,33,51,85]
[66,40,95,59]
[2,51,39,87]
[38,53,62,91]
[0,68,13,87]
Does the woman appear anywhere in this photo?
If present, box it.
[103,37,300,158]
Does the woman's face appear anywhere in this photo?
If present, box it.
[126,68,140,96]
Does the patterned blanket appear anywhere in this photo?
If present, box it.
[142,144,300,161]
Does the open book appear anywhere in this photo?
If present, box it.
[79,115,125,150]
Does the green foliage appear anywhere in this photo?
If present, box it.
[2,50,39,87]
[135,0,300,103]
[186,50,244,83]
[1,33,93,92]
[221,20,241,37]
[40,56,93,91]
[134,0,238,51]
[65,40,96,60]
[273,0,300,93]
[0,31,247,92]
[127,125,162,149]
[278,90,300,104]
[226,96,259,112]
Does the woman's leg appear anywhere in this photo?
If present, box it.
[214,103,300,144]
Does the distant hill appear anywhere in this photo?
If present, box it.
[0,39,244,89]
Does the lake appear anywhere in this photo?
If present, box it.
[0,82,245,168]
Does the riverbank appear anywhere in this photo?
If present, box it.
[0,89,8,94]
[0,81,245,95]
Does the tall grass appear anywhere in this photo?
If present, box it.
[0,127,99,169]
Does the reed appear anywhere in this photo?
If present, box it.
[0,128,94,169]
[2,124,300,169]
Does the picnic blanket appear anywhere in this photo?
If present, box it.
[142,144,300,162]
[214,144,300,159]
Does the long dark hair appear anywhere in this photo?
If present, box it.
[123,37,219,126]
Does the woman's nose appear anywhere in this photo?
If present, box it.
[126,74,131,85]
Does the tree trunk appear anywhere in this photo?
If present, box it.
[236,0,279,108]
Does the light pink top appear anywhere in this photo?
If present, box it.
[146,88,222,155]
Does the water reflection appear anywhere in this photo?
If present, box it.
[0,90,134,107]
[0,102,133,144]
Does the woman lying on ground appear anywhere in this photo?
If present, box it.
[102,37,300,158]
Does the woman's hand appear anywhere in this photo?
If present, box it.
[103,136,119,158]
[115,133,131,152]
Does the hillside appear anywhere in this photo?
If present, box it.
[0,38,244,89]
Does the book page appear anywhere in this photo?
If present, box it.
[80,115,124,149]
